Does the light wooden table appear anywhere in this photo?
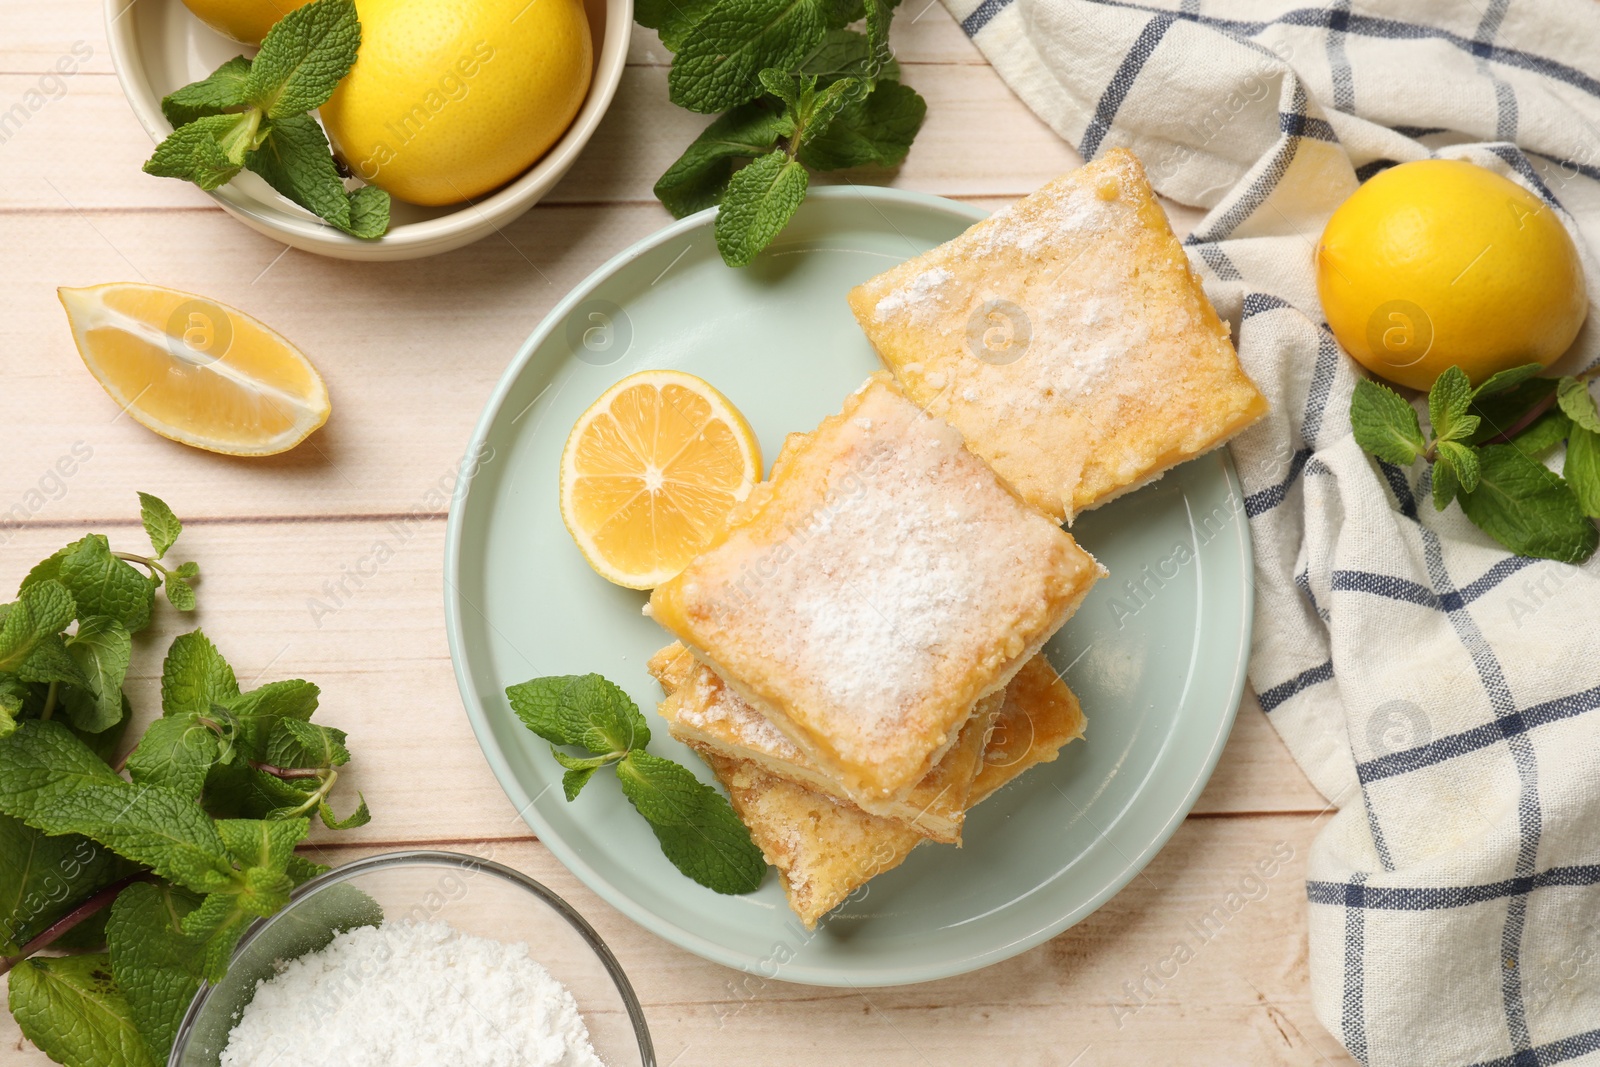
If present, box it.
[0,3,1357,1063]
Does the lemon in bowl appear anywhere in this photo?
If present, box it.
[320,0,593,207]
[1315,158,1587,391]
[179,0,315,44]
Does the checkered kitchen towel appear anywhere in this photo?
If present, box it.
[936,0,1600,1062]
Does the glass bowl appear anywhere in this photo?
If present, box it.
[168,850,655,1066]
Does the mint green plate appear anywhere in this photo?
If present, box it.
[444,188,1253,987]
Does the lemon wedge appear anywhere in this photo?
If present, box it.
[560,370,762,589]
[58,283,330,457]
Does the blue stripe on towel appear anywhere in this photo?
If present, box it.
[1309,864,1600,909]
[1081,15,1177,158]
[1258,658,1334,711]
[1356,684,1600,784]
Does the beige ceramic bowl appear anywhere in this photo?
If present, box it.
[106,0,631,261]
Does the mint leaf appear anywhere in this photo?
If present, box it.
[8,954,157,1067]
[1350,378,1426,465]
[1433,452,1461,510]
[62,617,132,733]
[318,794,370,829]
[164,576,197,612]
[1433,440,1480,509]
[655,103,794,218]
[1566,427,1600,519]
[161,56,251,128]
[551,749,614,800]
[18,548,71,596]
[636,0,720,50]
[505,674,650,755]
[344,184,390,239]
[17,634,88,688]
[1468,376,1559,444]
[1458,444,1598,562]
[0,679,20,740]
[1428,365,1479,443]
[0,817,128,955]
[1511,408,1572,460]
[758,67,800,109]
[1472,362,1544,400]
[57,534,156,634]
[795,76,861,147]
[669,0,833,113]
[72,695,132,765]
[798,27,900,82]
[142,113,255,191]
[265,718,350,769]
[246,114,350,227]
[616,751,766,894]
[715,149,808,266]
[285,855,328,886]
[106,882,205,1063]
[160,631,239,719]
[862,0,896,75]
[797,79,925,170]
[220,678,320,756]
[561,764,600,800]
[827,0,867,25]
[245,0,361,119]
[29,783,235,895]
[136,493,182,560]
[0,722,236,894]
[1557,377,1600,433]
[0,720,118,810]
[0,580,75,673]
[126,714,220,799]
[180,889,261,982]
[215,817,308,873]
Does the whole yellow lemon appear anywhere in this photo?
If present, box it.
[1316,159,1587,391]
[180,0,315,45]
[319,0,593,207]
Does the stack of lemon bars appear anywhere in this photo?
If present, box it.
[644,151,1268,928]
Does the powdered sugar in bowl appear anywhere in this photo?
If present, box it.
[168,851,654,1067]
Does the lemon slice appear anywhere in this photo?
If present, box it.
[58,283,331,457]
[561,370,762,589]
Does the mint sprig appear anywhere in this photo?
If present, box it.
[643,0,926,266]
[0,494,365,1066]
[142,0,389,240]
[1351,365,1600,562]
[507,674,767,894]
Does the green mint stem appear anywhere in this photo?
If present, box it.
[276,768,337,817]
[114,551,173,581]
[39,681,58,722]
[0,873,150,975]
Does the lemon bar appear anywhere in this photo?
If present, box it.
[970,654,1086,805]
[695,656,1087,929]
[848,149,1268,522]
[697,749,924,930]
[649,374,1103,805]
[647,642,996,844]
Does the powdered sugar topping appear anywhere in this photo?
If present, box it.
[873,267,956,324]
[695,383,1068,757]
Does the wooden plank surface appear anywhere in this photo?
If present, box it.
[0,0,1350,1063]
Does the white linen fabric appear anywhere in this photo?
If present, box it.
[934,0,1600,1062]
